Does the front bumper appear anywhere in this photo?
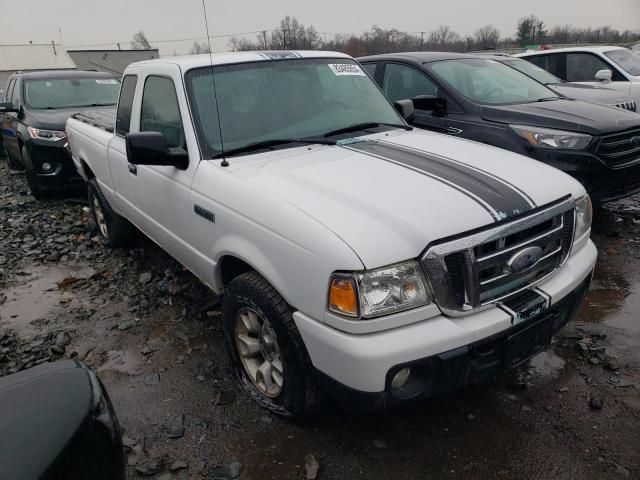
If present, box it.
[294,240,597,412]
[527,148,640,203]
[27,139,84,193]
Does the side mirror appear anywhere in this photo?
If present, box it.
[126,131,188,169]
[0,101,19,113]
[394,99,415,122]
[595,69,612,83]
[413,95,448,117]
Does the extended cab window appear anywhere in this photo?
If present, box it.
[116,75,137,137]
[383,63,438,103]
[361,63,377,78]
[140,76,184,148]
[566,53,619,82]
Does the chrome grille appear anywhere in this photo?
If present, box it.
[597,128,640,168]
[422,198,575,317]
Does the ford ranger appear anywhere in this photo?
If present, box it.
[66,51,597,418]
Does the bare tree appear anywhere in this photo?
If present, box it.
[516,15,546,45]
[190,41,211,54]
[131,31,152,50]
[228,37,257,52]
[474,25,500,49]
[430,25,460,47]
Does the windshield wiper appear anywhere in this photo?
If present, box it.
[322,122,411,138]
[210,138,336,159]
[536,97,559,102]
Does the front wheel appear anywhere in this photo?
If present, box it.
[222,272,321,419]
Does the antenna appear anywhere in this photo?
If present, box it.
[201,0,228,167]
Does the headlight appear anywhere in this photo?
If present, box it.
[511,125,592,150]
[574,194,592,244]
[328,261,430,319]
[28,127,66,141]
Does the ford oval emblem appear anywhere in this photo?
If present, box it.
[507,246,544,274]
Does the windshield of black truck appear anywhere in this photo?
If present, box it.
[429,58,559,105]
[24,77,121,110]
[502,58,563,85]
[185,58,404,158]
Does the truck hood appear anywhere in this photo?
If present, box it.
[224,130,585,268]
[26,105,115,131]
[549,84,635,107]
[481,98,640,135]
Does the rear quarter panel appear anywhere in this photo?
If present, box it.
[66,118,116,203]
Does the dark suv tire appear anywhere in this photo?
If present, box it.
[21,146,45,199]
[223,271,321,419]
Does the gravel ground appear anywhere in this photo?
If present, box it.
[0,161,639,480]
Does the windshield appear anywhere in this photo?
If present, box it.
[185,58,403,157]
[501,58,562,85]
[604,49,640,76]
[429,58,559,105]
[24,77,121,109]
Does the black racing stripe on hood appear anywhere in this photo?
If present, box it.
[347,141,534,221]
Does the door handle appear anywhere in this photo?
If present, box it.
[128,164,137,175]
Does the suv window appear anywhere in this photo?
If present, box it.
[116,75,137,137]
[526,54,564,79]
[362,63,377,78]
[566,53,613,82]
[140,76,184,148]
[5,79,16,105]
[383,63,438,103]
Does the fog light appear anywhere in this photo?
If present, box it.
[42,162,53,172]
[391,367,411,390]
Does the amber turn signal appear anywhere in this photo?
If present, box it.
[328,276,358,317]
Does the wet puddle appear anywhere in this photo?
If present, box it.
[0,264,95,335]
[578,261,640,332]
[529,350,566,379]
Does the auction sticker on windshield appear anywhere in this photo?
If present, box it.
[328,64,366,76]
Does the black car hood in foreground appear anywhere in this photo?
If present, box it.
[549,83,634,106]
[481,98,640,135]
[26,105,116,130]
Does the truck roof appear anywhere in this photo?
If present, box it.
[128,50,352,70]
[516,45,628,57]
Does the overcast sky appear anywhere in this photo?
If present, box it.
[0,0,638,54]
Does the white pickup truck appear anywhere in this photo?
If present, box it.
[66,51,597,418]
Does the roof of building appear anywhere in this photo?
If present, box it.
[0,44,76,72]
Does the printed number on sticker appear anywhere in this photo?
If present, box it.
[328,64,366,76]
[95,79,119,85]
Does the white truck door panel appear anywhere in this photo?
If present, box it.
[109,74,142,223]
[132,65,214,284]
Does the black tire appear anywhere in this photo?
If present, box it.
[87,178,134,248]
[21,145,46,199]
[223,271,321,419]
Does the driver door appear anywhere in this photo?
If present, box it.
[380,62,448,133]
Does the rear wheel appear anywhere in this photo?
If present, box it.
[21,146,46,199]
[87,178,134,247]
[223,271,321,419]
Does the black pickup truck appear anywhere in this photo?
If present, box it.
[359,52,640,203]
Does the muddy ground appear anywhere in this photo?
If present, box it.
[0,162,638,480]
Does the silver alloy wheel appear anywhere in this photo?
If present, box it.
[92,195,109,240]
[235,307,284,398]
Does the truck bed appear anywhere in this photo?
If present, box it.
[72,108,116,133]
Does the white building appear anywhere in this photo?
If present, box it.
[0,43,76,88]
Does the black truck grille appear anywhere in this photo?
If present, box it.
[597,128,640,168]
[422,199,575,316]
